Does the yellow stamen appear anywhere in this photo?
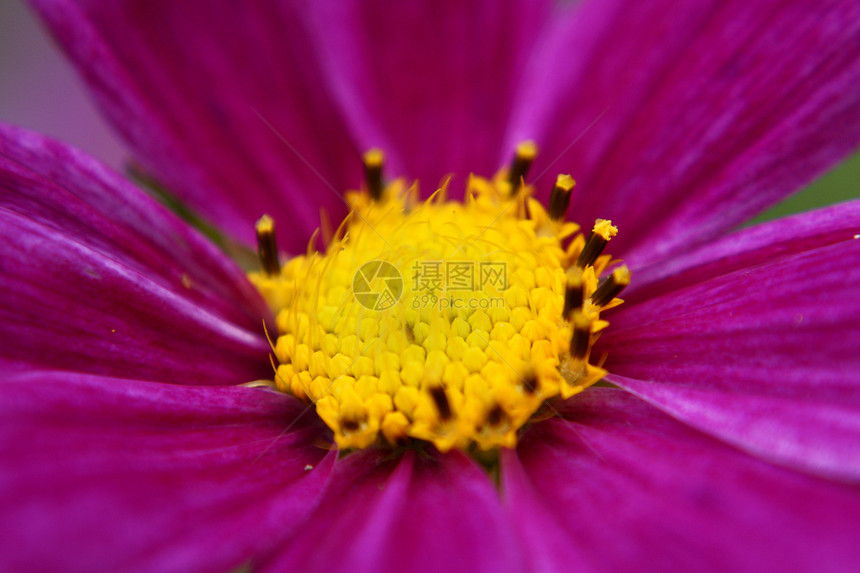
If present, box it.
[507,140,538,194]
[592,265,631,307]
[255,214,280,276]
[362,148,385,201]
[593,218,618,241]
[576,219,618,268]
[548,174,575,220]
[568,311,592,361]
[563,266,584,317]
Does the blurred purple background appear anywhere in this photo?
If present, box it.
[0,0,124,168]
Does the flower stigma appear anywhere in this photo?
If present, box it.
[248,145,629,453]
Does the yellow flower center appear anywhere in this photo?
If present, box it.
[248,145,629,452]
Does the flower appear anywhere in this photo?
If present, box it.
[2,0,860,571]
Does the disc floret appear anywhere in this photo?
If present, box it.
[248,149,629,452]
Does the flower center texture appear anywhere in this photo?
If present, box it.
[248,144,629,452]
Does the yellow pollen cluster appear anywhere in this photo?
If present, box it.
[249,154,627,452]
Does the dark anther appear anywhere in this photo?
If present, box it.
[548,174,575,220]
[563,267,584,317]
[569,312,591,360]
[576,219,617,268]
[487,404,505,426]
[522,373,538,395]
[429,386,452,421]
[363,148,385,201]
[340,418,361,432]
[255,214,281,275]
[592,266,631,307]
[507,141,538,194]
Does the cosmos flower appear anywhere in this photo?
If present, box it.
[2,0,860,571]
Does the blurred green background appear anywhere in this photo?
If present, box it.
[1,1,857,221]
[750,153,860,224]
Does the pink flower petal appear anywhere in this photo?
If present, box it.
[611,374,860,484]
[263,448,525,572]
[31,0,364,249]
[305,0,555,194]
[0,124,271,384]
[503,389,860,572]
[625,199,860,303]
[508,0,860,267]
[601,226,860,480]
[0,371,334,572]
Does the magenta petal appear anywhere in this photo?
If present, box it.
[31,0,363,249]
[306,0,555,193]
[263,449,525,573]
[625,199,860,303]
[0,371,334,572]
[509,0,860,266]
[612,374,860,484]
[0,124,271,384]
[601,231,860,481]
[503,389,860,573]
